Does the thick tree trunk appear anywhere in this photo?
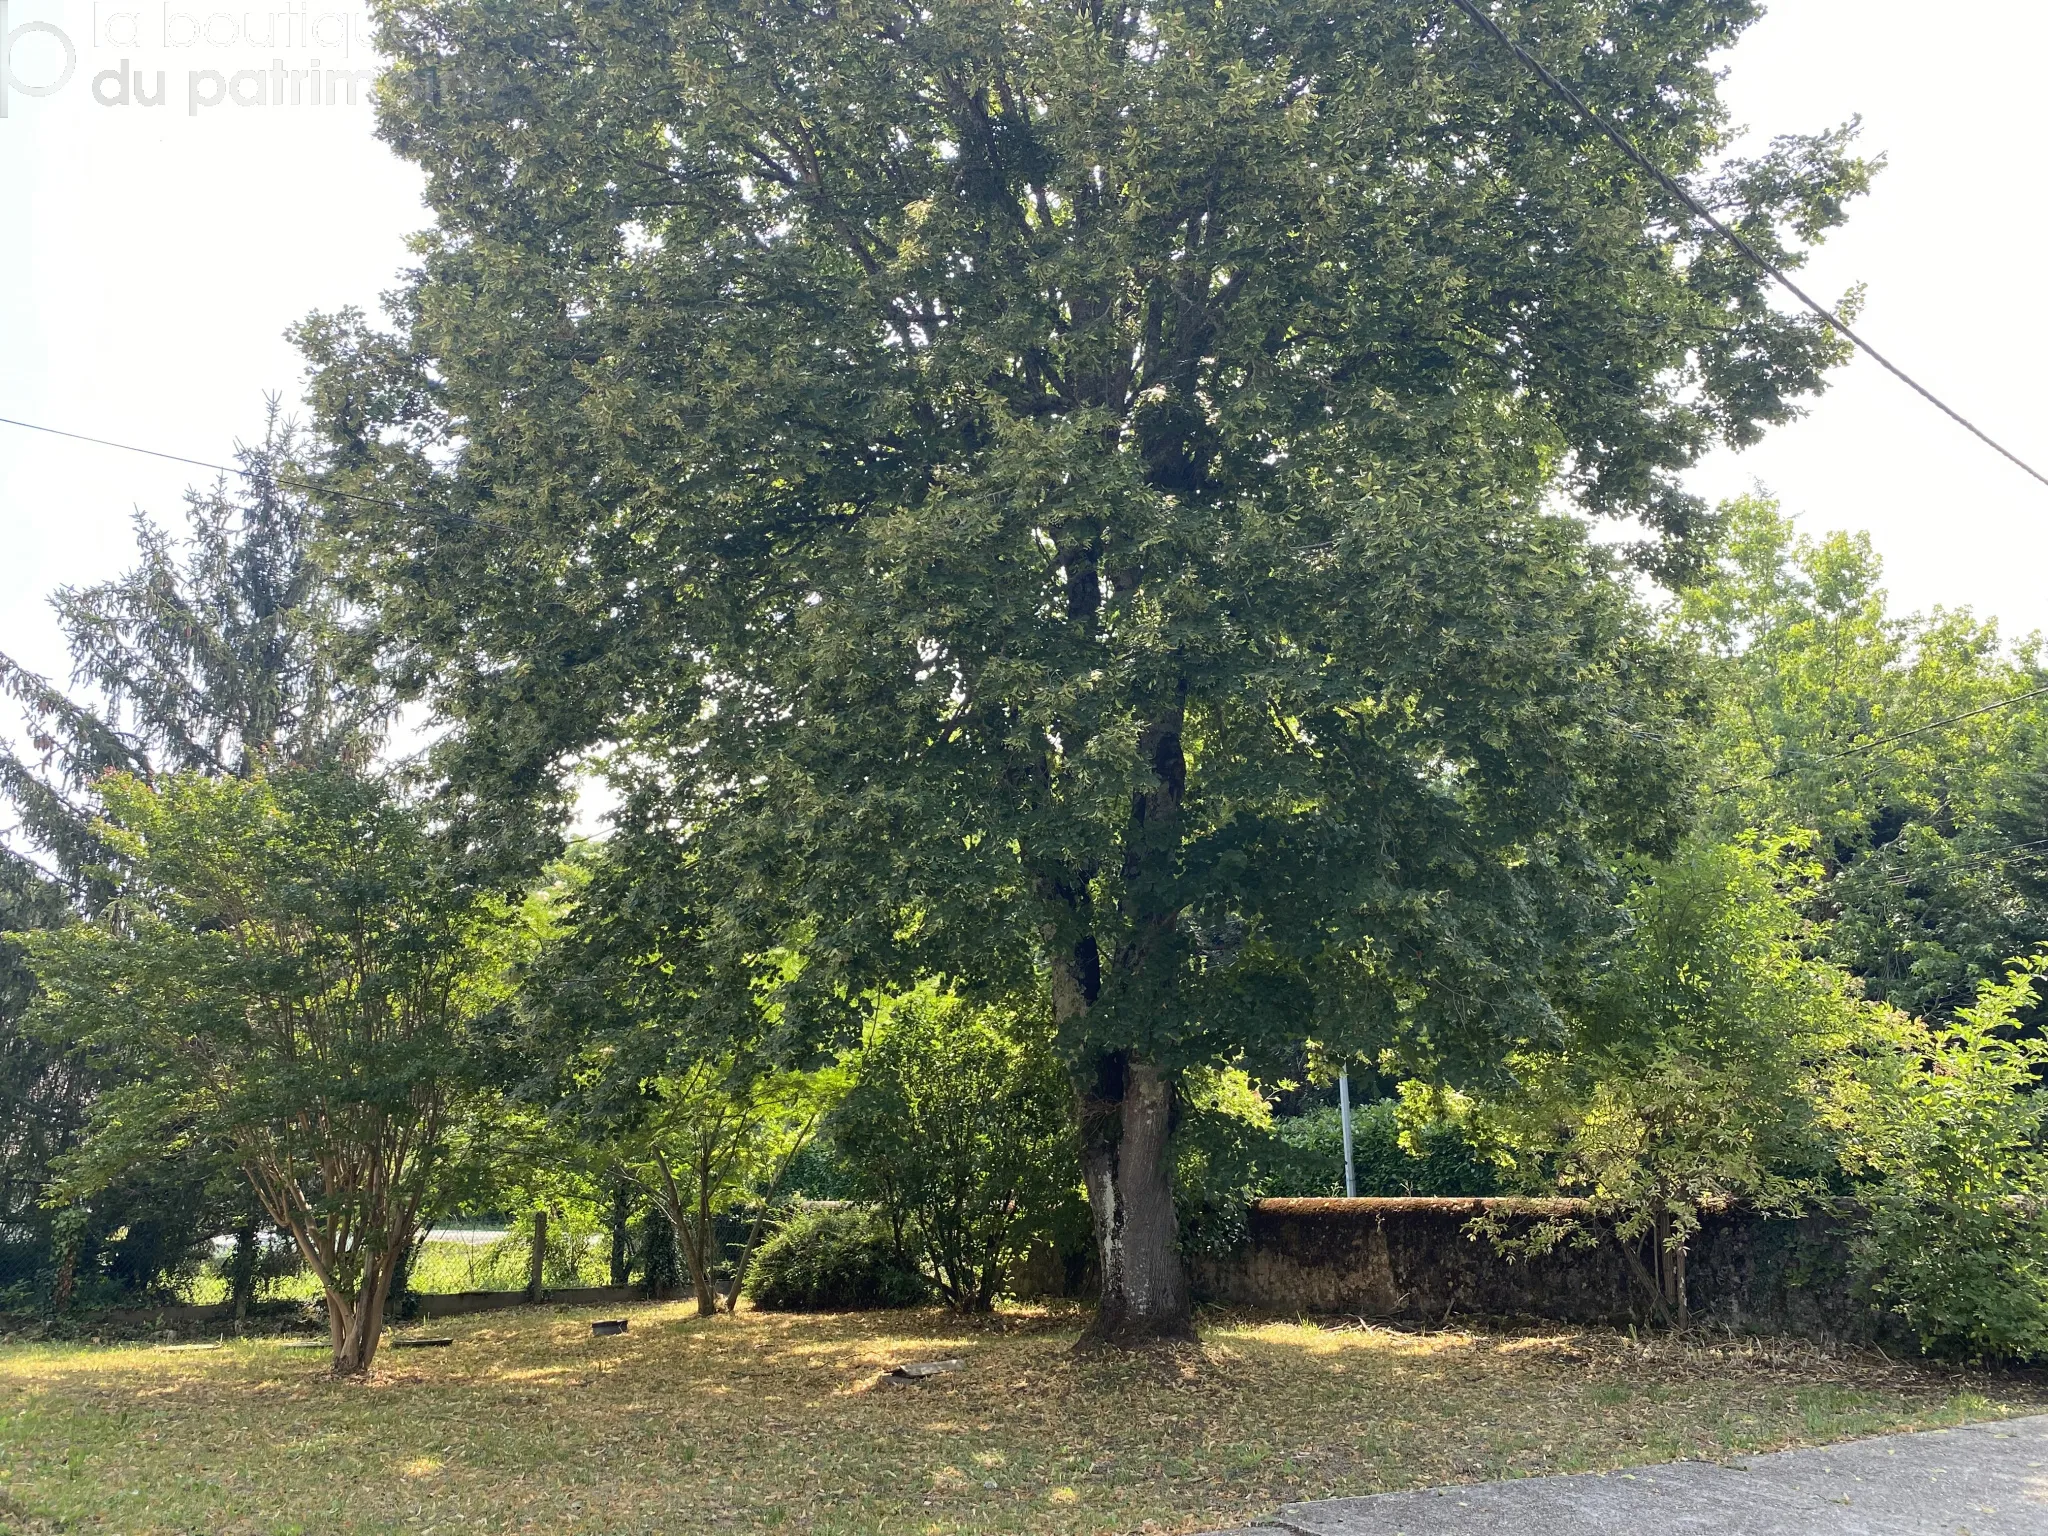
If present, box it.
[1076,1057,1193,1346]
[1040,687,1195,1348]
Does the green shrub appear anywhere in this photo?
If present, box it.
[745,1206,929,1312]
[1832,962,2048,1362]
[1267,1102,1499,1199]
[832,986,1073,1312]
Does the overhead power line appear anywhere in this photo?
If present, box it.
[1443,0,2048,493]
[1880,835,2048,887]
[1714,682,2048,796]
[2,412,1339,560]
[0,414,411,513]
[1783,683,2048,771]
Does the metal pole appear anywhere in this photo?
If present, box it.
[1339,1069,1356,1199]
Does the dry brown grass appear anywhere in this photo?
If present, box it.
[0,1301,2039,1534]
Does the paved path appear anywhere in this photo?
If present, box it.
[1195,1415,2048,1534]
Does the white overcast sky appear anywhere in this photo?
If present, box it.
[1,0,2045,701]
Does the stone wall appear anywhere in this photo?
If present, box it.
[1194,1197,1884,1343]
[1687,1205,1875,1341]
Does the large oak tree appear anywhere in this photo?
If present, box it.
[304,0,1867,1340]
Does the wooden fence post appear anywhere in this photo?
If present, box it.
[527,1209,548,1303]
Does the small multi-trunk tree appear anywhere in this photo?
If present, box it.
[1482,837,1873,1321]
[307,0,1871,1340]
[540,826,841,1317]
[0,405,388,1303]
[31,769,510,1374]
[623,1053,833,1317]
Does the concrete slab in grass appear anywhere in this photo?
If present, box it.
[1250,1415,2048,1535]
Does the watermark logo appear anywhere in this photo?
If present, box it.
[1,1,376,119]
[1,0,78,117]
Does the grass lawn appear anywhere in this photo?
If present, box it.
[0,1303,2039,1535]
[180,1235,596,1307]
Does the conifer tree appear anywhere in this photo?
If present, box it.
[0,399,384,900]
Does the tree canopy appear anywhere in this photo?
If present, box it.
[302,0,1870,1338]
[1681,497,2048,1022]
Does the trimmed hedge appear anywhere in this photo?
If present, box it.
[745,1206,929,1312]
